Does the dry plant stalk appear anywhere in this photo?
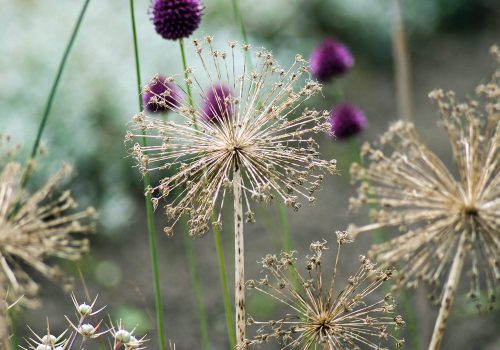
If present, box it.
[126,36,337,347]
[350,46,500,349]
[0,161,96,340]
[246,231,405,349]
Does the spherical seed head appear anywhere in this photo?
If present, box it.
[36,345,51,350]
[247,238,403,349]
[78,302,92,316]
[151,0,203,40]
[350,52,500,309]
[329,103,367,139]
[310,38,354,82]
[80,324,95,337]
[201,84,233,123]
[0,162,94,307]
[42,334,57,345]
[126,39,338,237]
[115,329,131,343]
[143,76,182,113]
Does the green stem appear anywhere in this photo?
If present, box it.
[7,309,17,350]
[129,2,166,349]
[212,212,237,350]
[275,201,291,252]
[179,39,194,116]
[20,0,91,188]
[352,139,421,350]
[231,0,249,45]
[230,0,252,67]
[182,226,211,350]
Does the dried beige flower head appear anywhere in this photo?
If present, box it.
[246,232,405,349]
[350,47,499,349]
[126,37,337,237]
[0,162,96,308]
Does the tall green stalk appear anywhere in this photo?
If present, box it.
[179,39,194,111]
[181,228,210,349]
[20,0,91,188]
[129,2,166,349]
[230,0,248,44]
[213,213,237,349]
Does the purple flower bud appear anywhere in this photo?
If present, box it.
[310,38,354,82]
[151,0,203,41]
[142,75,182,113]
[330,103,367,139]
[201,85,233,123]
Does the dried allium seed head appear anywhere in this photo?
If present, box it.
[0,162,95,308]
[126,39,338,237]
[350,54,500,309]
[246,234,404,349]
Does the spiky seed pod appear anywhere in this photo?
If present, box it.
[246,231,405,349]
[142,75,182,113]
[350,46,500,350]
[330,102,367,140]
[151,0,203,41]
[310,38,354,82]
[126,38,338,237]
[0,162,96,310]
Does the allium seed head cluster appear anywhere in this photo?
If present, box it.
[246,232,405,349]
[0,162,96,308]
[126,37,338,237]
[350,47,500,307]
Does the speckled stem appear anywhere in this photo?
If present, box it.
[428,231,467,350]
[233,163,245,348]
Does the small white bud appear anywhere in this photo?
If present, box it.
[42,334,57,345]
[115,329,131,343]
[80,323,95,337]
[78,303,92,316]
[36,345,51,350]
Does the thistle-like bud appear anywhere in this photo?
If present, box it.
[310,38,354,82]
[151,0,203,41]
[329,103,367,140]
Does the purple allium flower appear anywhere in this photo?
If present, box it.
[201,85,233,123]
[330,103,367,139]
[151,0,203,41]
[310,38,354,82]
[142,75,182,112]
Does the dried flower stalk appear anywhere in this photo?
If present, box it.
[350,46,500,349]
[246,232,405,349]
[126,37,337,347]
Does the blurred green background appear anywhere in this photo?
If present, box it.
[1,0,499,349]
